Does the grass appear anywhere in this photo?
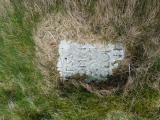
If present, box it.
[0,0,160,120]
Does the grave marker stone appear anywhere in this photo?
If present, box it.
[57,40,125,82]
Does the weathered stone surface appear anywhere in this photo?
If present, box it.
[57,40,125,81]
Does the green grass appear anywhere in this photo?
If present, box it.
[0,0,160,120]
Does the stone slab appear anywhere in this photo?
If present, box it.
[57,40,125,81]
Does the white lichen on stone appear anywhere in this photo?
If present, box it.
[57,40,125,81]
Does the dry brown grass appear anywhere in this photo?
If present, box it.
[33,0,160,94]
[65,0,160,90]
[0,0,13,16]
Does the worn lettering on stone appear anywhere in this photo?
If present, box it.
[57,40,125,81]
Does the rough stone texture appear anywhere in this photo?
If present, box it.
[57,40,125,81]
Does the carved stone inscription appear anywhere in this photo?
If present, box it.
[57,40,125,81]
